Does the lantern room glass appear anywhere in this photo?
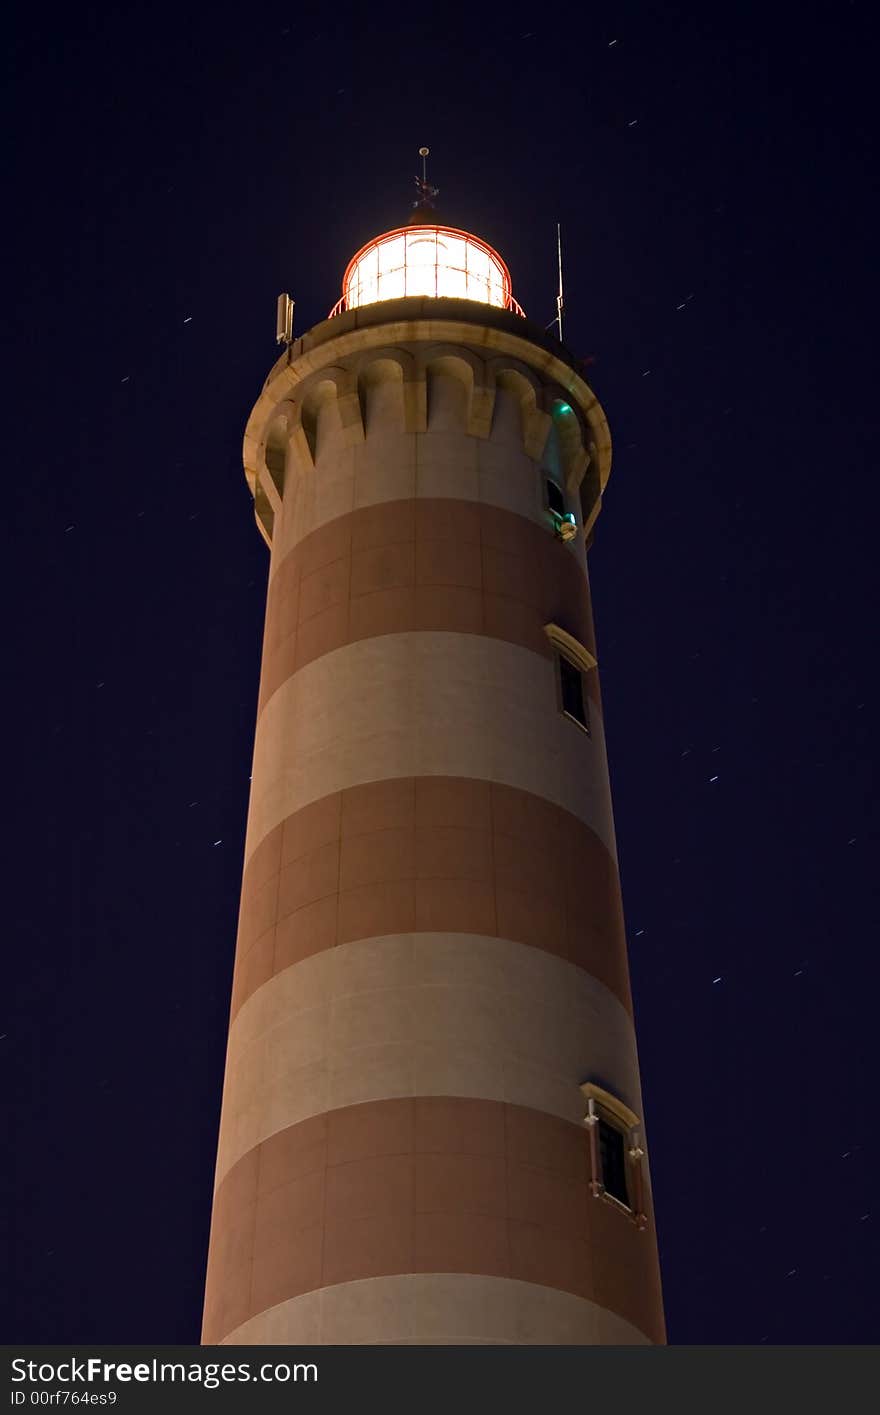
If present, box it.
[343,226,512,312]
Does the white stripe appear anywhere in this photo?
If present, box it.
[213,934,642,1189]
[219,1274,653,1345]
[245,632,616,866]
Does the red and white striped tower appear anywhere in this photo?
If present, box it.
[202,220,665,1345]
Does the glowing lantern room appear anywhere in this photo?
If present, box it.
[329,225,525,318]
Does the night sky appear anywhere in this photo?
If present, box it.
[5,1,878,1345]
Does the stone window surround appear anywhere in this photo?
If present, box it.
[545,623,596,736]
[580,1081,649,1230]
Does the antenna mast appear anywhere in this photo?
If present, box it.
[556,222,564,342]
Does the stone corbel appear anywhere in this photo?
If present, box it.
[404,378,427,433]
[288,403,314,469]
[468,381,496,439]
[565,446,590,497]
[487,358,549,460]
[523,406,552,460]
[335,368,365,445]
[257,466,283,519]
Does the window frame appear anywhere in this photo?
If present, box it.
[597,1116,630,1208]
[542,473,579,541]
[580,1081,649,1229]
[544,474,567,520]
[544,623,597,737]
[556,651,590,734]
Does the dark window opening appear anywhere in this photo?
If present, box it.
[559,655,588,731]
[546,478,566,518]
[598,1119,629,1207]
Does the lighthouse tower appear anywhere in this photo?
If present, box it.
[201,197,665,1346]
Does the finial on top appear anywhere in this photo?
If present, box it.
[411,145,439,220]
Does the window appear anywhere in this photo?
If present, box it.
[546,477,566,519]
[544,476,577,539]
[598,1119,629,1206]
[581,1082,648,1229]
[558,654,589,733]
[543,624,596,735]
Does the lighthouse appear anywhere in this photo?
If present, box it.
[201,187,665,1345]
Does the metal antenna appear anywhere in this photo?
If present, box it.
[275,292,294,346]
[556,222,565,343]
[545,223,565,340]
